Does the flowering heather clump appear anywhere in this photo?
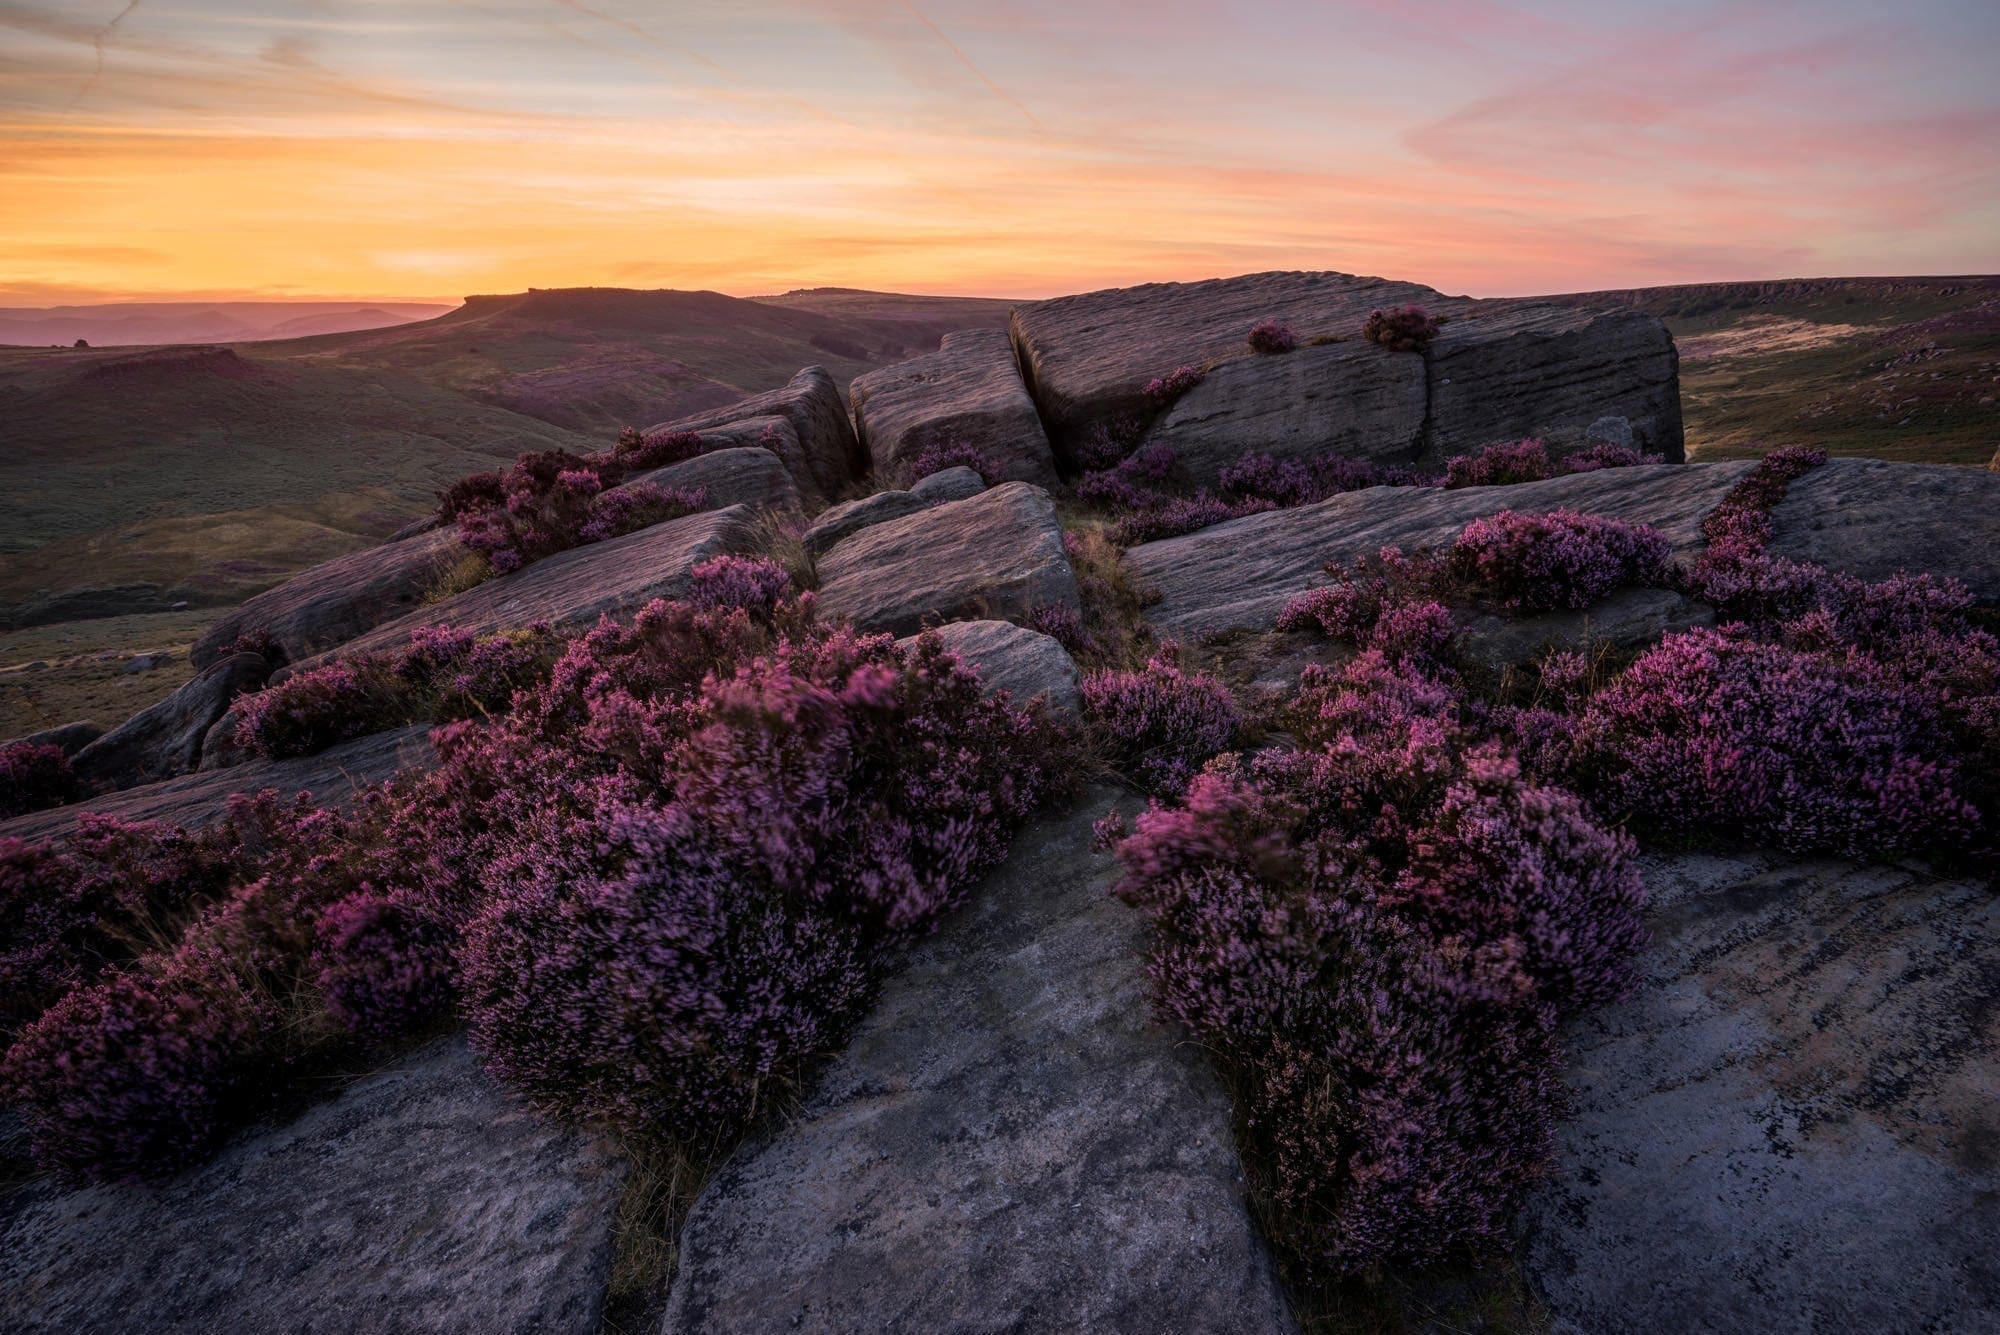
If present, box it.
[1447,509,1672,612]
[1070,413,1145,472]
[687,554,795,613]
[577,482,707,545]
[614,427,707,471]
[1246,318,1299,355]
[442,445,706,576]
[1144,364,1206,408]
[908,439,1000,485]
[0,741,82,819]
[1028,601,1096,657]
[231,660,412,760]
[1572,625,1979,859]
[1080,645,1240,795]
[216,627,282,662]
[1217,452,1425,508]
[1362,303,1442,353]
[1274,546,1451,645]
[1444,438,1553,489]
[313,890,457,1044]
[1699,445,1829,559]
[1561,442,1659,473]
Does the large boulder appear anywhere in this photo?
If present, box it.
[851,329,1058,486]
[0,726,432,841]
[802,466,984,558]
[898,619,1080,715]
[1147,338,1427,484]
[289,505,763,670]
[623,445,801,517]
[645,367,861,507]
[70,652,270,792]
[190,526,460,669]
[1520,852,2000,1332]
[0,1038,629,1334]
[814,482,1079,636]
[1767,457,2000,600]
[1129,462,1753,642]
[663,792,1295,1333]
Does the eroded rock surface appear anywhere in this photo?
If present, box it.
[851,329,1057,486]
[663,791,1295,1334]
[899,619,1080,715]
[646,367,861,507]
[71,652,270,791]
[0,1038,629,1335]
[190,526,460,669]
[0,725,432,840]
[1768,457,2000,599]
[1521,852,2000,1333]
[803,465,984,558]
[624,444,801,517]
[815,482,1078,635]
[1456,587,1715,673]
[291,504,762,669]
[1130,463,1752,641]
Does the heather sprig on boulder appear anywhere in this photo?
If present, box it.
[1144,364,1206,408]
[1217,452,1428,508]
[908,439,1001,486]
[1444,438,1554,489]
[1361,303,1441,352]
[1246,318,1299,355]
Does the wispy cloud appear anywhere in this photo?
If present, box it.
[65,0,140,110]
[898,0,1038,127]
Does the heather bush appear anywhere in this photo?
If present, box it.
[1079,645,1239,794]
[1699,445,1828,559]
[1361,304,1441,352]
[440,444,706,576]
[1447,509,1672,612]
[313,889,457,1044]
[1112,492,1275,545]
[1028,602,1097,657]
[614,427,707,471]
[577,482,708,545]
[1274,547,1450,648]
[1444,438,1553,489]
[687,554,795,613]
[1246,319,1299,355]
[0,741,82,819]
[908,439,1000,485]
[1070,413,1145,472]
[231,660,413,760]
[1144,364,1205,407]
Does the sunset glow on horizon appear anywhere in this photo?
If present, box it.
[3,0,1997,305]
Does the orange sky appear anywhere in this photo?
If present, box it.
[3,0,1997,304]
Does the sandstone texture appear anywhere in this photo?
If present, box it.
[190,525,460,669]
[624,444,802,517]
[1456,586,1715,673]
[0,725,432,841]
[1130,462,1752,641]
[646,366,861,507]
[815,482,1079,636]
[1521,852,2000,1333]
[70,652,270,791]
[291,504,762,669]
[1767,457,2000,600]
[663,791,1295,1334]
[0,1039,629,1335]
[851,329,1058,486]
[803,465,984,558]
[898,619,1080,715]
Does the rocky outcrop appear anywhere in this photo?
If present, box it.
[1009,271,1682,467]
[190,526,460,669]
[623,445,801,517]
[1520,852,2000,1332]
[1129,462,1752,641]
[814,483,1079,636]
[851,329,1058,486]
[0,726,432,841]
[2,721,103,756]
[70,652,270,792]
[0,1038,629,1335]
[645,367,861,507]
[898,619,1081,715]
[663,791,1294,1334]
[289,505,763,669]
[803,466,984,558]
[1767,457,2000,600]
[1147,339,1427,483]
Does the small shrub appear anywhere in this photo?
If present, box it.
[614,428,706,471]
[908,440,1000,486]
[1218,452,1425,507]
[0,742,82,819]
[313,890,457,1044]
[1247,319,1299,355]
[1699,445,1828,558]
[1080,645,1239,794]
[577,482,707,544]
[1444,439,1552,489]
[687,555,795,614]
[1447,509,1672,612]
[1028,602,1096,657]
[1113,493,1275,545]
[231,660,412,760]
[1070,414,1145,472]
[1144,364,1206,408]
[1362,304,1441,353]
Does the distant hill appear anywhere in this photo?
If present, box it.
[0,302,453,349]
[1542,276,2000,464]
[0,287,1015,626]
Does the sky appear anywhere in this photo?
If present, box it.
[1,0,1996,304]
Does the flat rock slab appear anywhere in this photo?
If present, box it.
[898,619,1080,715]
[292,504,763,669]
[0,726,432,840]
[815,482,1079,636]
[0,1038,629,1334]
[646,367,861,507]
[625,445,801,517]
[663,791,1295,1334]
[1768,457,2000,600]
[804,465,984,558]
[191,525,460,669]
[852,329,1058,486]
[1130,462,1752,641]
[1521,852,2000,1333]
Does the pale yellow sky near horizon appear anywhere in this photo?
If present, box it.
[2,0,1996,304]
